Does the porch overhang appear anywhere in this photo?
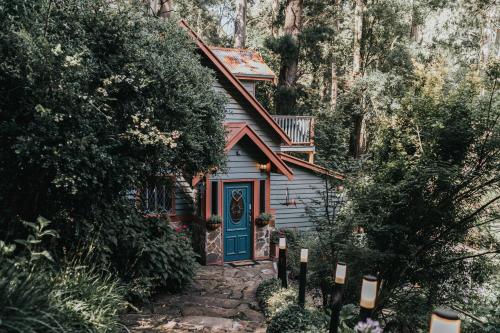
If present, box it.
[226,123,294,181]
[278,153,344,180]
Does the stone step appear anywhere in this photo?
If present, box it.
[157,315,266,332]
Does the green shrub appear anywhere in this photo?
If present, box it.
[49,263,127,332]
[110,214,198,302]
[265,286,298,318]
[256,278,281,308]
[68,204,199,303]
[0,258,126,333]
[266,304,327,333]
[0,259,62,333]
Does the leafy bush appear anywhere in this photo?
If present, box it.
[49,263,127,332]
[0,0,225,273]
[0,259,61,333]
[265,287,299,318]
[266,304,327,333]
[256,278,281,308]
[0,258,126,333]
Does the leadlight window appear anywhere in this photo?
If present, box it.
[230,189,244,223]
[139,183,174,215]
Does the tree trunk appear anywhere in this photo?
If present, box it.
[234,0,247,48]
[352,0,363,81]
[330,61,338,112]
[410,22,423,44]
[330,0,341,112]
[158,0,174,19]
[350,0,366,158]
[271,0,280,37]
[276,0,303,114]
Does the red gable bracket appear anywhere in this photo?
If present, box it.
[278,153,344,180]
[179,20,292,146]
[226,123,294,181]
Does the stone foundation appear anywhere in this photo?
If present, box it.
[254,224,271,259]
[206,226,223,265]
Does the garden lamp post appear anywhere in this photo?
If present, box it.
[329,262,347,333]
[359,275,378,322]
[278,237,288,288]
[430,309,461,333]
[298,248,308,307]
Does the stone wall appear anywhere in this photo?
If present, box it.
[254,224,270,259]
[205,225,223,265]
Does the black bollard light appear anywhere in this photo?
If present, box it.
[298,248,308,307]
[429,309,461,333]
[329,262,347,333]
[359,275,378,322]
[278,237,288,288]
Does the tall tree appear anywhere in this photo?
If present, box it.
[275,0,303,114]
[271,0,280,37]
[234,0,247,48]
[158,0,174,18]
[350,0,366,158]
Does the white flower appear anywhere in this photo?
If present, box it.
[51,43,63,56]
[96,87,108,96]
[63,54,82,67]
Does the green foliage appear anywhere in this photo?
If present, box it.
[0,0,225,246]
[206,215,223,224]
[256,278,281,308]
[0,258,126,333]
[49,263,127,332]
[266,304,327,333]
[0,259,62,333]
[264,286,298,319]
[69,204,198,303]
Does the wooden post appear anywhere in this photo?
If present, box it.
[298,249,308,307]
[278,237,288,288]
[329,262,347,333]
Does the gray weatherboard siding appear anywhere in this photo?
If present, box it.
[213,80,281,151]
[271,165,328,230]
[211,140,267,181]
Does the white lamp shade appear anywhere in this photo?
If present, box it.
[279,237,286,249]
[360,275,377,309]
[430,309,461,333]
[335,262,347,284]
[300,249,308,262]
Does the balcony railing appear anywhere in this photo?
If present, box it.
[272,115,315,145]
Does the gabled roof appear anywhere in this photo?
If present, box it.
[179,20,292,146]
[226,123,294,180]
[210,47,276,82]
[278,153,344,180]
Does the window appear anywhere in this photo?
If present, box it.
[260,180,266,213]
[139,182,174,215]
[230,189,244,223]
[211,181,219,215]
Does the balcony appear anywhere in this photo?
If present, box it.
[272,115,315,145]
[272,115,316,162]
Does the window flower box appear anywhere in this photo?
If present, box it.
[255,212,273,227]
[206,215,222,231]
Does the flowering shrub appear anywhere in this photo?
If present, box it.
[354,319,383,333]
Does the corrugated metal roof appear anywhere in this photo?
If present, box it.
[210,47,276,81]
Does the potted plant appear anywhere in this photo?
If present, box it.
[255,212,273,227]
[270,230,280,259]
[206,215,222,231]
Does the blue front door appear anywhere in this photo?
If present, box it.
[224,183,252,261]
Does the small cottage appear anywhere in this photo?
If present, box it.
[142,21,343,265]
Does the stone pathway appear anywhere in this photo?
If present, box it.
[122,261,276,332]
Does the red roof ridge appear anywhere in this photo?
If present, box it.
[278,153,344,180]
[179,20,291,145]
[209,46,258,52]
